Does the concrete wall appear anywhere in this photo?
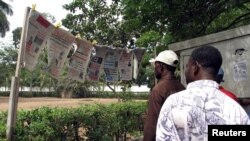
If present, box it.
[169,24,250,98]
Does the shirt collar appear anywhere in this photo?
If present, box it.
[186,80,219,89]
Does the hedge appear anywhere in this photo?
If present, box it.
[0,91,149,100]
[0,101,147,141]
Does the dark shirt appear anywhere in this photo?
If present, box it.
[143,75,185,141]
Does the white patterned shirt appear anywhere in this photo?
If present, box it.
[156,80,250,141]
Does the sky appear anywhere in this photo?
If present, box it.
[1,0,72,43]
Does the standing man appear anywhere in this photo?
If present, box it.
[156,45,250,141]
[143,50,185,141]
[216,68,238,102]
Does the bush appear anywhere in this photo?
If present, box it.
[0,112,7,140]
[0,91,59,98]
[0,101,147,141]
[0,91,149,100]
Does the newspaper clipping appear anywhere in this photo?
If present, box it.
[133,48,146,79]
[102,48,122,82]
[24,10,55,71]
[67,38,93,82]
[46,28,75,79]
[233,59,248,82]
[118,50,133,80]
[87,46,108,81]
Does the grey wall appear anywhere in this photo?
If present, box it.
[169,24,250,98]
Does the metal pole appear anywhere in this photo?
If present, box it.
[6,7,30,141]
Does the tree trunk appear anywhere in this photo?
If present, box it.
[107,83,117,95]
[61,89,73,98]
[106,82,121,101]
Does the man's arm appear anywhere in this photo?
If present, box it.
[143,89,163,141]
[156,97,180,141]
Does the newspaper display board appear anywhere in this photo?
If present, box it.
[118,50,133,80]
[103,48,121,82]
[67,38,93,82]
[21,7,146,83]
[46,28,75,79]
[87,46,108,81]
[24,10,55,71]
[133,48,146,79]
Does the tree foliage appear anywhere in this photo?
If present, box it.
[115,0,250,87]
[12,27,22,48]
[62,0,126,46]
[119,0,250,42]
[0,0,13,37]
[0,46,16,86]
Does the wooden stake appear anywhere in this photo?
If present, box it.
[6,7,31,141]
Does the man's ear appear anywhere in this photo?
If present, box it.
[193,61,200,75]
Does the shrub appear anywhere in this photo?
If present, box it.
[0,91,149,100]
[0,101,147,141]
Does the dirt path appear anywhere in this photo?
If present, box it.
[0,97,119,112]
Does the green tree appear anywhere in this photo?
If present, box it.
[0,0,13,37]
[0,45,17,88]
[119,0,250,42]
[12,27,22,48]
[115,0,250,87]
[62,0,133,47]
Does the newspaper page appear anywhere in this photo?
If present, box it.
[133,48,146,79]
[24,9,55,71]
[103,48,122,82]
[46,28,75,79]
[233,59,248,82]
[67,38,93,82]
[87,46,108,82]
[118,50,133,80]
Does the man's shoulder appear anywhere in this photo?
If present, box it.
[160,90,189,114]
[165,89,187,101]
[158,79,185,89]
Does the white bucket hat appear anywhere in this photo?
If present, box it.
[149,50,179,67]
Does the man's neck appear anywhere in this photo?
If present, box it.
[161,71,176,80]
[195,71,216,81]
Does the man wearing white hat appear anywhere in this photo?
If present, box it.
[143,50,185,141]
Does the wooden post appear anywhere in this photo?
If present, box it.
[6,77,19,141]
[6,7,30,141]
